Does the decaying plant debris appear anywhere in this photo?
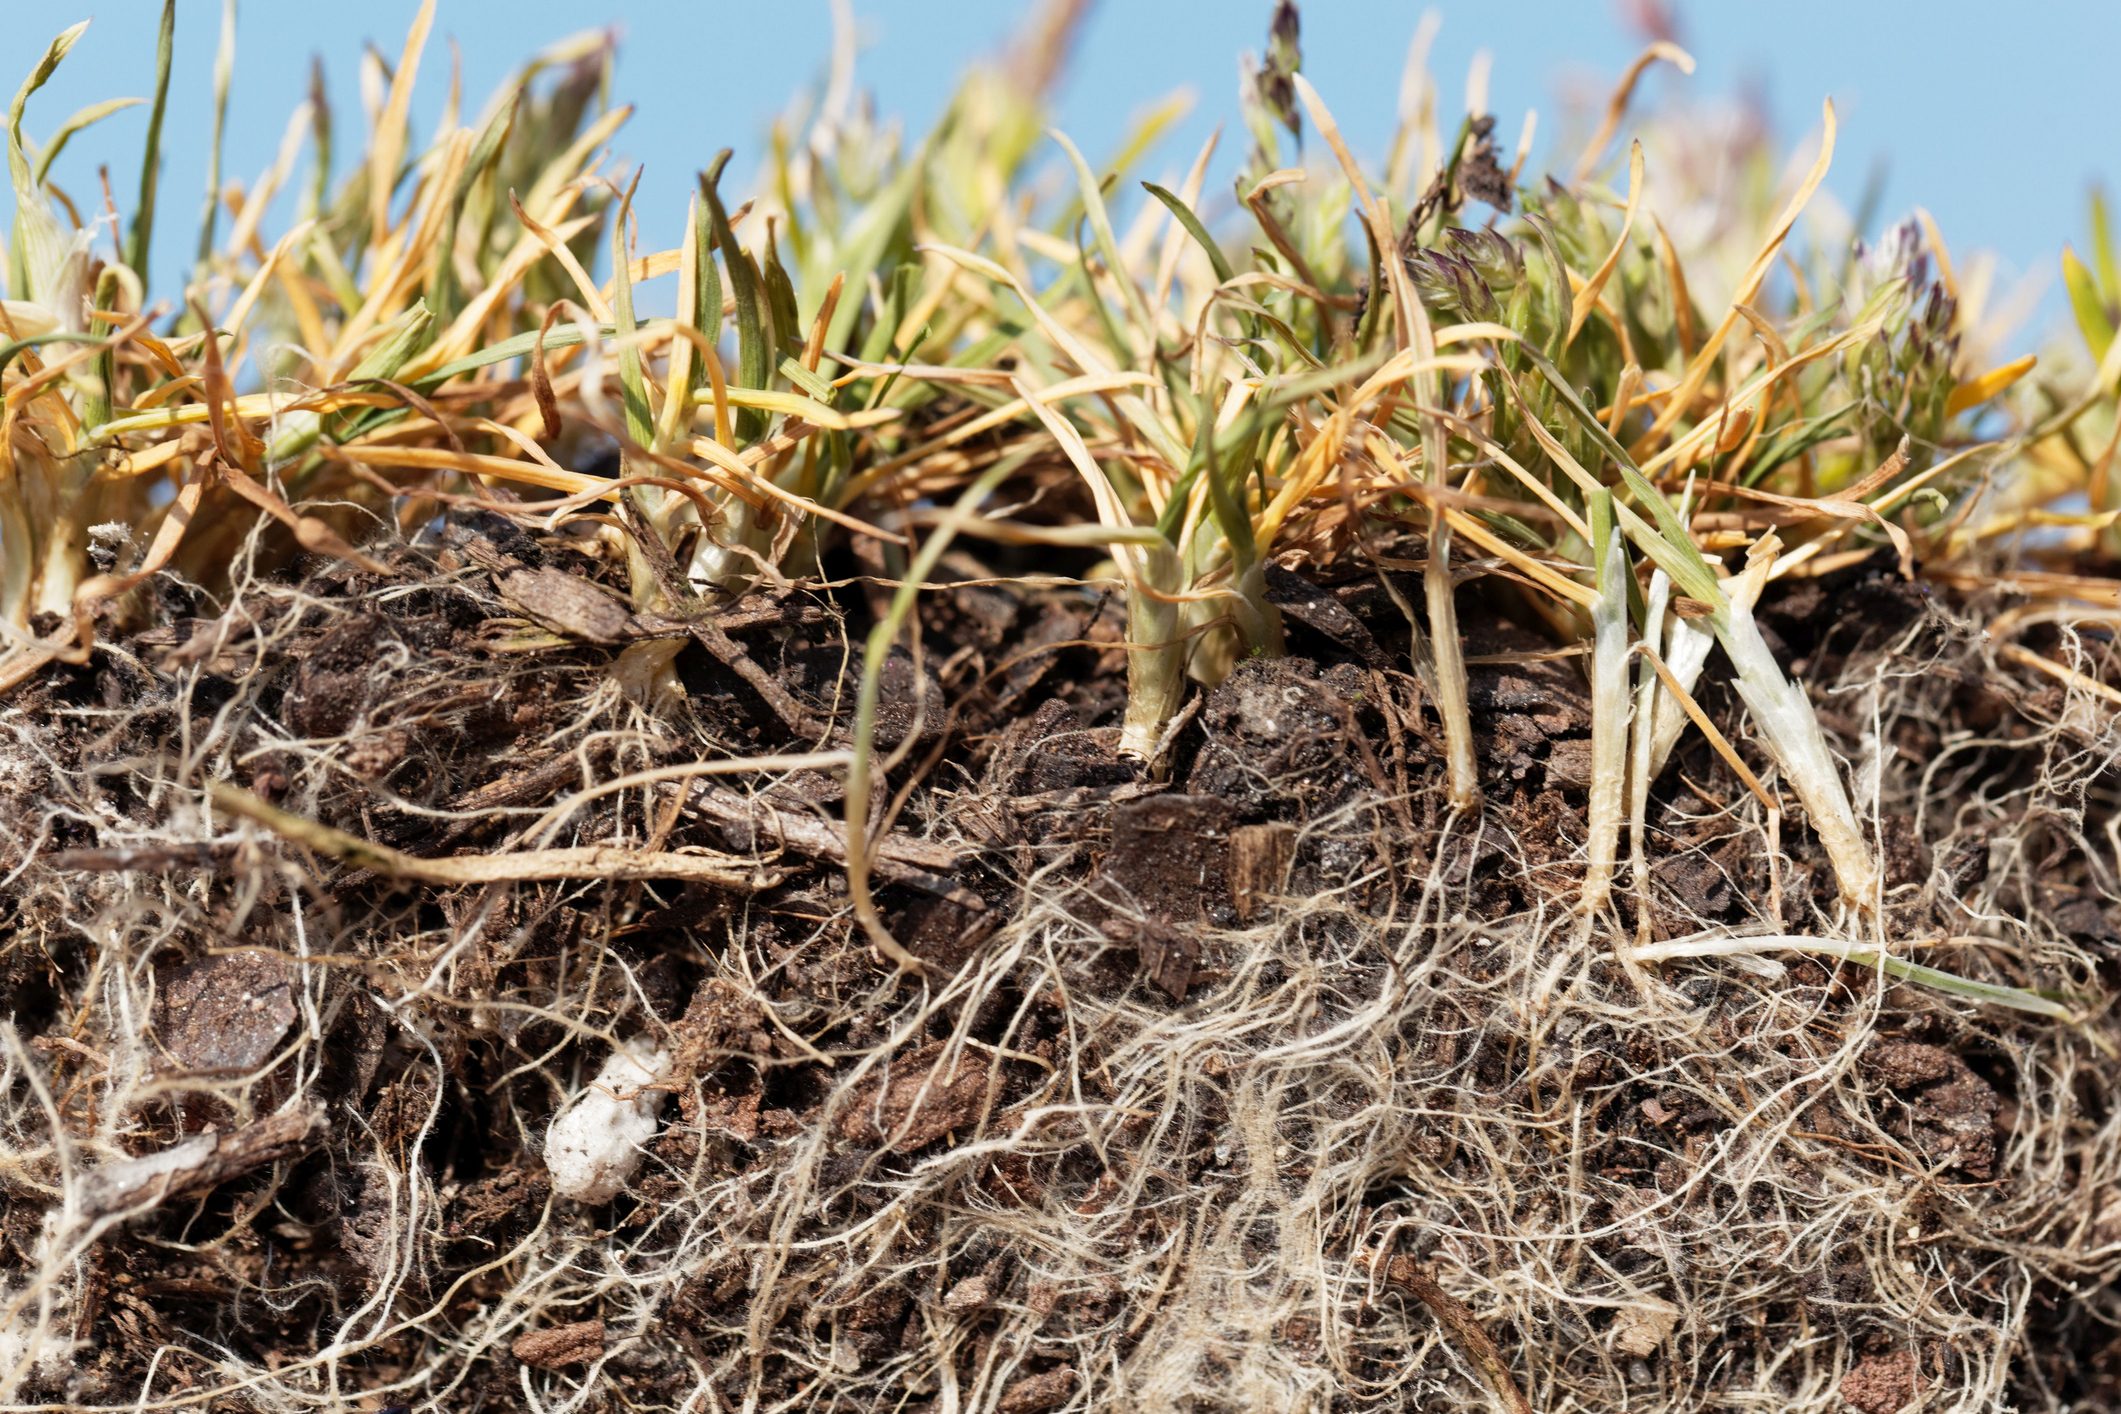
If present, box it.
[4,2,2121,1411]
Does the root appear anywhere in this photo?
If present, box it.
[0,543,2117,1413]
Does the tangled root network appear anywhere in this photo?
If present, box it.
[5,0,2118,1408]
[1,544,2119,1414]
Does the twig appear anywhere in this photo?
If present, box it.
[1376,1253,1536,1414]
[76,1107,323,1222]
[689,785,978,906]
[209,781,773,889]
[687,617,828,737]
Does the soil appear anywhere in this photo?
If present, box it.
[2,522,2118,1412]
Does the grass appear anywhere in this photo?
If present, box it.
[3,3,2119,1410]
[2,5,2087,769]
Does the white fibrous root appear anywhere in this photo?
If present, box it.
[542,1036,673,1203]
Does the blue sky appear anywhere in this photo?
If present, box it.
[24,1,2119,348]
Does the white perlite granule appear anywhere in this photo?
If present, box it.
[542,1036,673,1203]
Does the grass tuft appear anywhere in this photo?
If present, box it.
[3,4,2120,1410]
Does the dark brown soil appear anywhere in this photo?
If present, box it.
[2,522,2117,1412]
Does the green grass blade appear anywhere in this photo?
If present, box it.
[857,261,911,370]
[428,79,522,321]
[2091,187,2118,302]
[1867,951,2075,1020]
[6,22,87,191]
[7,22,89,304]
[1052,129,1155,344]
[1072,218,1134,365]
[1203,394,1258,572]
[1141,181,1234,285]
[762,235,803,360]
[195,0,235,271]
[1741,403,1856,487]
[416,321,619,385]
[1512,346,1724,608]
[79,266,119,430]
[818,157,922,372]
[701,153,768,443]
[2065,245,2115,360]
[1634,934,2076,1021]
[610,176,654,451]
[678,187,723,411]
[35,96,144,190]
[124,0,175,279]
[300,56,330,221]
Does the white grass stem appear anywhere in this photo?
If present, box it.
[1626,568,1671,933]
[686,494,765,595]
[1581,493,1630,924]
[1646,569,1757,776]
[1717,598,1880,910]
[1426,524,1478,809]
[1119,543,1186,761]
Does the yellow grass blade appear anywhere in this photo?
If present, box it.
[1565,141,1645,349]
[369,0,437,251]
[1946,354,2038,417]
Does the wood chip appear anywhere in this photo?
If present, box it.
[512,1318,606,1370]
[943,1274,990,1312]
[1265,564,1388,666]
[1228,822,1296,923]
[1840,1348,1927,1414]
[498,567,634,644]
[837,1041,996,1152]
[689,784,974,904]
[1610,1297,1681,1356]
[999,1367,1078,1412]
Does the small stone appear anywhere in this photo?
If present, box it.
[154,953,296,1076]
